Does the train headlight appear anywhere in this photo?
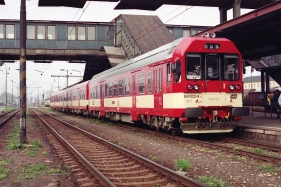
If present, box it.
[193,84,200,91]
[235,84,241,90]
[229,84,235,91]
[187,84,193,91]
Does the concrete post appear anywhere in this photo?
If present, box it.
[233,0,242,19]
[219,8,227,23]
[20,0,27,144]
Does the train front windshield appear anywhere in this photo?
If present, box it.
[186,53,239,81]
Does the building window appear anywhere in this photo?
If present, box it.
[183,30,190,37]
[47,26,56,40]
[78,26,85,40]
[27,25,35,39]
[191,29,197,36]
[6,25,15,39]
[37,25,45,40]
[0,24,3,38]
[138,74,145,94]
[88,27,96,40]
[148,72,152,93]
[68,26,76,40]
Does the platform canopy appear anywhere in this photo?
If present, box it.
[38,0,275,10]
[0,0,5,5]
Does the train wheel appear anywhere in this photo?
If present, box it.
[170,129,178,136]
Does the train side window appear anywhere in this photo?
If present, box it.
[159,69,162,93]
[138,74,145,94]
[167,63,171,84]
[125,78,130,95]
[114,81,118,96]
[105,83,108,97]
[154,70,157,93]
[174,61,181,83]
[119,80,124,96]
[100,85,103,98]
[148,72,152,93]
[132,75,135,94]
[96,86,99,98]
[109,82,113,97]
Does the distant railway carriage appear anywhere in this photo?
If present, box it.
[51,35,249,134]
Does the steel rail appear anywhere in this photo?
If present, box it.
[35,109,207,187]
[0,109,20,126]
[222,137,281,152]
[32,109,116,187]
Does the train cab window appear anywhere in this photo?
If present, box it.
[148,72,152,93]
[114,81,118,96]
[206,55,219,79]
[159,69,162,93]
[224,55,239,80]
[125,78,130,95]
[119,80,124,96]
[138,74,145,94]
[186,54,201,80]
[109,82,113,97]
[174,61,181,83]
[167,64,171,84]
[154,70,157,93]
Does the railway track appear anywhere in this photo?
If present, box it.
[0,109,19,127]
[32,109,206,187]
[80,113,281,165]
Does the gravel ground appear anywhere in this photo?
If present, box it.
[0,111,76,187]
[43,108,281,187]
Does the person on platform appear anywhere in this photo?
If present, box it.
[271,89,280,118]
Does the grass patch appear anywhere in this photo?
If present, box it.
[175,158,192,171]
[23,164,66,179]
[0,158,11,179]
[42,151,47,155]
[6,123,26,150]
[99,133,105,137]
[27,140,42,157]
[3,106,14,113]
[198,175,228,187]
[254,147,266,154]
[259,164,279,174]
[149,155,158,161]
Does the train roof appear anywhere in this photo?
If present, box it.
[90,37,232,83]
[90,37,184,83]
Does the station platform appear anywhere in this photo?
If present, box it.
[234,111,281,145]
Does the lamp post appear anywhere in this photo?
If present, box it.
[11,80,13,106]
[5,67,10,109]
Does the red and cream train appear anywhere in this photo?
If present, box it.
[50,35,249,134]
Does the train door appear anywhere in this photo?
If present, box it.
[131,72,137,120]
[154,65,163,111]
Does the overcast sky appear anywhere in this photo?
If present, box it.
[0,0,259,100]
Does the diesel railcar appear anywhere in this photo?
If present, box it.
[51,35,249,134]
